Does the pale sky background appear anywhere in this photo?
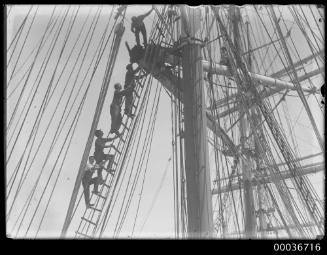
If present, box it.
[6,5,324,238]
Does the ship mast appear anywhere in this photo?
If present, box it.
[180,6,214,238]
[230,6,256,238]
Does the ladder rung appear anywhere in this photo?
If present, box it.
[136,80,144,88]
[111,145,121,154]
[104,167,113,173]
[81,217,97,225]
[92,191,106,199]
[75,231,92,239]
[90,207,102,212]
[104,167,116,173]
[104,167,115,177]
[102,182,111,189]
[134,91,140,98]
[121,121,128,127]
[121,122,130,131]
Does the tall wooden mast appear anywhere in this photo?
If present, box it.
[230,6,256,238]
[180,5,214,238]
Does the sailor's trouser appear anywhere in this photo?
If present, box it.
[82,175,98,206]
[93,153,115,181]
[124,91,133,115]
[110,104,122,134]
[134,25,147,46]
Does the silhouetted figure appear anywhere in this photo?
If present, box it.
[131,7,154,46]
[82,156,99,208]
[93,130,116,181]
[110,83,131,135]
[124,64,146,117]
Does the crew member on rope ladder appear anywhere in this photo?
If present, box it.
[124,63,146,117]
[82,156,100,208]
[94,129,117,182]
[110,83,131,136]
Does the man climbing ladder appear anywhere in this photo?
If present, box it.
[124,63,146,117]
[110,83,131,135]
[82,156,100,208]
[94,130,117,182]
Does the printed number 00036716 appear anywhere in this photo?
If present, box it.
[273,243,321,252]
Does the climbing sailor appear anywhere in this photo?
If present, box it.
[94,129,117,182]
[124,63,146,117]
[131,7,154,46]
[125,41,145,64]
[82,156,99,208]
[110,83,131,135]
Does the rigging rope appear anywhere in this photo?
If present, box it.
[8,6,115,237]
[114,85,162,236]
[139,155,171,232]
[8,6,40,83]
[7,6,66,161]
[7,7,99,206]
[7,7,80,231]
[211,6,319,237]
[7,7,62,106]
[94,8,172,238]
[7,8,68,203]
[7,5,34,65]
[97,76,154,237]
